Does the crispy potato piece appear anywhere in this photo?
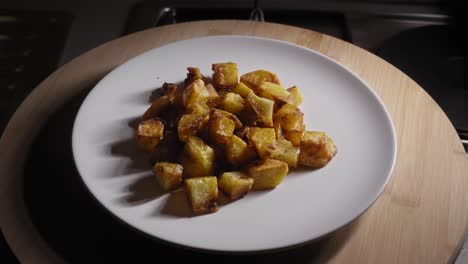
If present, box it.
[212,62,238,89]
[212,108,242,129]
[299,131,337,168]
[178,113,209,142]
[205,83,221,107]
[285,129,305,147]
[272,138,299,167]
[246,127,276,160]
[274,103,304,131]
[273,122,283,139]
[258,82,291,103]
[185,67,204,86]
[218,172,254,200]
[136,118,164,152]
[219,92,245,114]
[180,136,215,178]
[287,86,303,106]
[225,135,257,167]
[209,110,236,145]
[183,79,210,112]
[247,159,288,190]
[185,176,219,215]
[240,70,281,90]
[151,131,183,163]
[231,82,253,97]
[245,91,274,127]
[153,162,183,191]
[141,95,171,121]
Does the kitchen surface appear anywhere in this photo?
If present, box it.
[1,0,467,263]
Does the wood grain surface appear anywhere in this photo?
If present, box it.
[0,20,467,264]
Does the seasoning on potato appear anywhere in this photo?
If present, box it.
[135,62,337,215]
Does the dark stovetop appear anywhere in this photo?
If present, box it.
[0,10,72,133]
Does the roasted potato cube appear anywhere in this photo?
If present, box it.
[212,62,238,89]
[192,102,211,115]
[240,70,281,90]
[136,118,164,152]
[185,67,204,86]
[180,136,215,178]
[218,172,254,200]
[273,122,283,139]
[151,131,183,163]
[212,108,243,129]
[150,82,177,102]
[247,159,289,190]
[205,83,221,107]
[258,82,291,103]
[274,103,304,131]
[183,79,210,111]
[209,111,236,145]
[141,95,171,121]
[287,86,303,106]
[285,129,305,147]
[231,82,253,97]
[219,93,245,114]
[185,176,219,215]
[153,162,183,191]
[246,127,276,160]
[178,113,209,142]
[225,135,257,167]
[272,138,299,167]
[299,131,337,168]
[245,91,274,127]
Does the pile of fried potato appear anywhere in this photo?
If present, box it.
[136,63,336,215]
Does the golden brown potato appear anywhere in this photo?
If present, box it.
[185,176,219,215]
[183,79,210,112]
[273,122,283,139]
[141,95,171,121]
[136,118,165,153]
[245,91,274,127]
[274,103,304,131]
[151,131,183,163]
[177,113,209,142]
[153,162,183,191]
[212,62,238,89]
[272,138,299,167]
[209,110,236,145]
[211,108,242,129]
[240,70,281,90]
[246,127,276,160]
[285,128,305,147]
[180,136,215,178]
[231,82,253,97]
[219,92,245,114]
[247,159,289,190]
[150,82,178,103]
[287,86,303,106]
[185,67,204,86]
[205,83,221,107]
[218,171,254,200]
[225,135,257,167]
[299,131,337,168]
[258,82,291,103]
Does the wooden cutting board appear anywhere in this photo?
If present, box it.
[0,20,467,264]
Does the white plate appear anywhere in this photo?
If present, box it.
[72,36,396,253]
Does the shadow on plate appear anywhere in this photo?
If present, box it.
[23,87,361,263]
[118,174,166,206]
